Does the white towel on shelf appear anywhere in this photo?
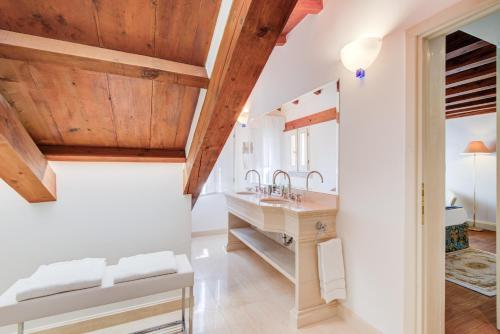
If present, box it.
[16,258,106,302]
[318,238,346,303]
[113,251,177,284]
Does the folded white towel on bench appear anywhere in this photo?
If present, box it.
[114,251,178,284]
[16,258,106,302]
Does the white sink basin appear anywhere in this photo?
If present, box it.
[260,197,290,204]
[236,191,256,195]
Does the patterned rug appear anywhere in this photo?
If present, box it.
[446,248,496,296]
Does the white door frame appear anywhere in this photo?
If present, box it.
[404,1,500,334]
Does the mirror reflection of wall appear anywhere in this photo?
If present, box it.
[239,80,339,194]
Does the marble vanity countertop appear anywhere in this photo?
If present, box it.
[224,191,338,215]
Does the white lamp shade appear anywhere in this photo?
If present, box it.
[340,37,382,72]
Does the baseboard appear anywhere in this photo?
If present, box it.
[337,303,381,334]
[290,302,338,328]
[31,296,189,334]
[192,228,227,238]
[467,220,496,231]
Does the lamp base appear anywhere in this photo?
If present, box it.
[468,225,484,232]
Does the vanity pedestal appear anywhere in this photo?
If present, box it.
[225,192,338,328]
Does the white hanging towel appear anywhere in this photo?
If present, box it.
[317,238,346,303]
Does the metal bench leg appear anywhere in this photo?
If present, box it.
[189,286,194,334]
[18,323,24,334]
[181,287,186,331]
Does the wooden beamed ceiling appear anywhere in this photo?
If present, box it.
[0,0,221,160]
[445,30,497,119]
[184,0,298,205]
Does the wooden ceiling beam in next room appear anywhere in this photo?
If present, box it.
[184,0,299,205]
[0,94,56,203]
[445,30,497,119]
[0,30,209,89]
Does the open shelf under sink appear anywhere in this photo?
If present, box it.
[230,227,295,284]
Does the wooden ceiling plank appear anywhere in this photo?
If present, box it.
[92,0,156,57]
[445,73,496,89]
[446,93,496,107]
[0,58,64,145]
[155,0,222,66]
[107,75,153,148]
[446,44,496,71]
[445,62,496,85]
[446,102,497,114]
[446,88,496,103]
[0,0,100,46]
[0,93,56,202]
[26,63,118,147]
[445,97,496,110]
[446,76,496,96]
[445,56,496,76]
[446,40,491,60]
[446,107,496,119]
[174,87,200,149]
[446,84,496,98]
[184,0,298,204]
[150,82,182,149]
[0,29,209,89]
[40,145,186,163]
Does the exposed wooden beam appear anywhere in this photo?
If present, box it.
[446,107,496,119]
[284,107,337,131]
[40,146,186,163]
[446,84,496,99]
[446,44,496,71]
[446,88,496,103]
[184,0,298,204]
[445,76,496,96]
[277,0,323,46]
[446,102,497,114]
[445,97,496,110]
[446,93,496,107]
[445,56,496,76]
[445,62,496,85]
[0,30,209,89]
[446,40,491,60]
[0,94,56,203]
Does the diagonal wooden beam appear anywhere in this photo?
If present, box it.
[0,30,209,89]
[0,94,56,202]
[184,0,298,205]
[40,145,186,163]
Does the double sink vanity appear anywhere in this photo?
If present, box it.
[224,187,339,328]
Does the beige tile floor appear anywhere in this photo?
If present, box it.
[90,234,360,334]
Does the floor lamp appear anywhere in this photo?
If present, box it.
[462,140,491,232]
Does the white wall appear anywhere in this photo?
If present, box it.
[244,0,461,333]
[0,162,191,333]
[192,129,235,233]
[446,114,497,224]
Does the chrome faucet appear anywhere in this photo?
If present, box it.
[245,169,261,191]
[306,170,324,191]
[273,170,292,196]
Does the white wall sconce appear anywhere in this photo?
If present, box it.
[238,102,250,126]
[340,37,382,78]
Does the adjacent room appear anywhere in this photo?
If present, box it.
[444,19,498,333]
[0,1,498,334]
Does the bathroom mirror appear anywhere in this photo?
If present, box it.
[238,81,339,194]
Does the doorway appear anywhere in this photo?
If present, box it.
[405,1,500,334]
